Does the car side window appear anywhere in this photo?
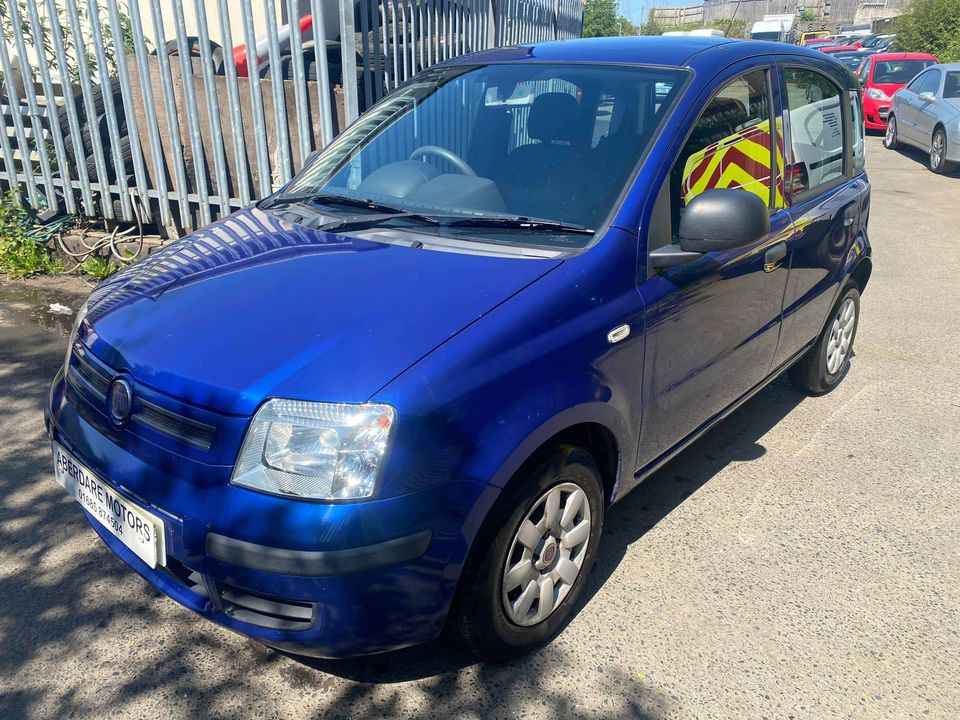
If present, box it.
[912,71,940,96]
[669,68,780,236]
[906,71,930,92]
[783,67,845,195]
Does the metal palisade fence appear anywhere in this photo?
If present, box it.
[0,0,583,236]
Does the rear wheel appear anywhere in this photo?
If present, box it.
[449,447,604,660]
[930,128,953,174]
[883,115,899,150]
[789,285,860,396]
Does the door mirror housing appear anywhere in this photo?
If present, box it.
[918,91,937,103]
[678,188,771,254]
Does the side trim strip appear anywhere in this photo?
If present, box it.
[206,529,432,577]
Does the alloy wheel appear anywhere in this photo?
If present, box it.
[884,117,897,148]
[931,131,945,171]
[825,296,856,375]
[501,482,591,627]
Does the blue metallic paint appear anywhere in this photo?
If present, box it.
[47,37,871,658]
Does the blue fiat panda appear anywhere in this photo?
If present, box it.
[47,37,871,660]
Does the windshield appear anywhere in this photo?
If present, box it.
[281,63,686,241]
[873,59,936,84]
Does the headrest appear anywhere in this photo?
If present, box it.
[528,92,580,143]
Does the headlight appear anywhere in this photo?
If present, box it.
[64,300,89,371]
[867,87,890,101]
[231,399,396,501]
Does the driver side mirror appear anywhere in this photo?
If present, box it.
[918,91,937,103]
[650,189,771,269]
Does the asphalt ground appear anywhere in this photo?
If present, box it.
[1,135,958,719]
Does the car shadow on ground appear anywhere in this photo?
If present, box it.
[0,308,807,719]
[867,129,960,176]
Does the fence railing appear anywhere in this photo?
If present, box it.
[0,0,582,236]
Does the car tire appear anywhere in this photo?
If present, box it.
[883,114,899,150]
[930,127,952,174]
[449,446,604,661]
[788,284,861,396]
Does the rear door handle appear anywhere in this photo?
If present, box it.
[764,242,787,272]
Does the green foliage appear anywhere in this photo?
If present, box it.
[799,9,818,22]
[0,192,64,278]
[641,19,663,36]
[583,0,621,37]
[0,0,143,85]
[80,255,119,281]
[617,15,639,35]
[711,17,749,38]
[895,0,960,62]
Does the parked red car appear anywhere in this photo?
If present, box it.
[857,52,939,129]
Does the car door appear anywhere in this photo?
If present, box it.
[635,61,793,471]
[911,69,943,146]
[896,71,927,142]
[773,61,869,369]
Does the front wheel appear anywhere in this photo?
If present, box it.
[449,447,604,660]
[789,285,861,395]
[883,115,899,149]
[930,128,953,174]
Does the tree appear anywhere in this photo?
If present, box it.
[617,15,639,35]
[642,19,663,36]
[895,0,960,62]
[582,0,621,37]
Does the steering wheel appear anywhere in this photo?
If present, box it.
[409,146,476,176]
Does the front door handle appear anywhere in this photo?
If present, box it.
[843,202,858,227]
[764,242,787,272]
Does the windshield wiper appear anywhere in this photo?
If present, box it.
[260,191,411,215]
[317,211,442,233]
[442,216,595,235]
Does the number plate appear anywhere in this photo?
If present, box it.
[52,443,166,568]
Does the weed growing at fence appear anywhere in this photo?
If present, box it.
[79,255,117,281]
[0,192,64,278]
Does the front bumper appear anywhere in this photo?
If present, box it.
[863,97,890,129]
[46,370,498,657]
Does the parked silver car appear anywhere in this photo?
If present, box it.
[884,63,960,173]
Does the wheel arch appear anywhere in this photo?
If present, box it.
[850,255,873,295]
[487,404,631,509]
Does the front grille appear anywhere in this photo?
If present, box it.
[134,397,216,451]
[67,343,217,452]
[218,583,315,631]
[157,556,208,598]
[161,556,314,631]
[69,344,110,400]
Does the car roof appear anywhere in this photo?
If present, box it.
[442,36,847,76]
[868,52,938,60]
[936,62,960,70]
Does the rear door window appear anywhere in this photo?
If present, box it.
[783,67,845,195]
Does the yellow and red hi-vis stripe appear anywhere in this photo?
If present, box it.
[682,118,786,209]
